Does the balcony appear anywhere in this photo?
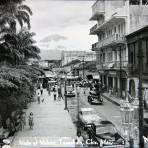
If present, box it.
[96,60,128,70]
[97,34,125,49]
[90,0,105,21]
[91,42,98,51]
[90,16,125,35]
[90,24,98,35]
[114,61,128,69]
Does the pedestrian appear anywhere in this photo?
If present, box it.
[75,131,84,148]
[58,86,62,101]
[20,112,26,130]
[40,83,43,95]
[37,92,41,104]
[54,89,57,101]
[48,83,51,96]
[28,112,34,130]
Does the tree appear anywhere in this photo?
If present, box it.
[0,0,32,33]
[0,29,40,65]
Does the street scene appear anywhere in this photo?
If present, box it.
[0,0,148,148]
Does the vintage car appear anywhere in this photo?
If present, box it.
[88,91,103,105]
[79,108,102,129]
[86,120,125,147]
[64,86,76,97]
[64,90,76,97]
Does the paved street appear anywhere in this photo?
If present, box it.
[11,89,76,148]
[67,87,123,135]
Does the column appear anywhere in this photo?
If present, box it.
[117,77,120,97]
[106,75,109,92]
[113,77,115,94]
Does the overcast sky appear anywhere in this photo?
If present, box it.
[25,0,97,51]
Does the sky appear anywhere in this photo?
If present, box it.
[25,0,97,52]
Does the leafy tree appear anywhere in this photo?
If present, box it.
[0,29,40,65]
[0,0,32,33]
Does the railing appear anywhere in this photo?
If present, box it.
[97,34,125,48]
[92,0,105,16]
[91,42,98,51]
[96,60,128,70]
[114,61,128,69]
[90,24,98,34]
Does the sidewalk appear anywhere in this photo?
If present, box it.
[102,92,120,106]
[11,89,76,148]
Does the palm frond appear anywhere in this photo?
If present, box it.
[18,5,33,15]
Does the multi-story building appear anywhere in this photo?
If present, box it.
[126,26,148,103]
[90,0,148,98]
[61,50,96,67]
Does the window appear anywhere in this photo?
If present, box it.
[118,24,121,34]
[130,0,140,5]
[108,52,113,62]
[103,53,105,62]
[114,27,116,33]
[129,43,135,64]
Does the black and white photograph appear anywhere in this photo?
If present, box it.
[0,0,148,148]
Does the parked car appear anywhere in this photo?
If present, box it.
[79,108,102,129]
[64,90,76,97]
[88,91,103,105]
[87,120,125,147]
[64,86,76,97]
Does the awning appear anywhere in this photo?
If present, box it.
[93,75,100,80]
[67,76,79,79]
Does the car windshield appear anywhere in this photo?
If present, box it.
[96,125,117,135]
[82,110,95,115]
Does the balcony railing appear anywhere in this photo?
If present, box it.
[96,60,128,70]
[97,34,125,49]
[114,61,128,69]
[91,42,98,51]
[90,0,105,20]
[90,24,98,34]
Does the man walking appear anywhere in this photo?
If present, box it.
[37,92,41,104]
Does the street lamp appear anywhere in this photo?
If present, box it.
[76,85,80,131]
[120,98,134,147]
[64,74,68,110]
[132,97,139,144]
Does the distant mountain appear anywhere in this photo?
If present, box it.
[40,49,62,60]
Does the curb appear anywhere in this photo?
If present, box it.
[102,94,120,106]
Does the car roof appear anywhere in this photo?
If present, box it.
[80,108,94,112]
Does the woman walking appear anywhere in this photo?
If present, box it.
[28,112,34,130]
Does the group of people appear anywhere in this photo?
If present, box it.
[19,112,34,130]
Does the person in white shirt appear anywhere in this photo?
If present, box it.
[75,131,84,147]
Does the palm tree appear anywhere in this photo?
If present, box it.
[0,0,32,33]
[0,29,40,65]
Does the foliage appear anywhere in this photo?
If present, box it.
[0,0,42,126]
[0,0,32,32]
[0,29,41,65]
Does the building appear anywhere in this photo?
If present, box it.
[61,50,96,67]
[126,26,148,101]
[90,0,148,98]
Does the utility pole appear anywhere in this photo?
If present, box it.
[64,75,68,110]
[76,86,80,132]
[138,39,144,148]
[119,46,122,99]
[82,56,84,80]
